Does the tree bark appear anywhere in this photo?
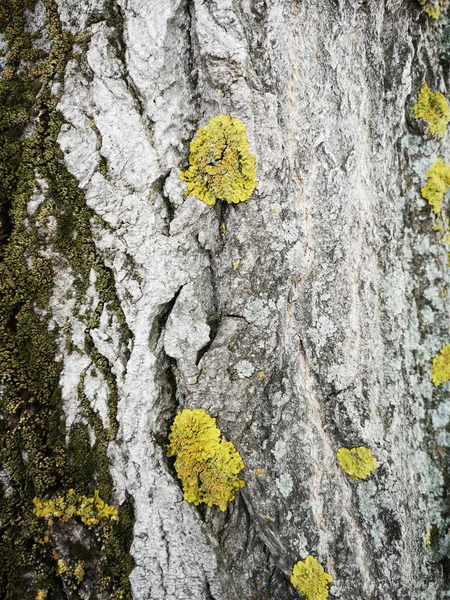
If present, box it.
[1,0,450,598]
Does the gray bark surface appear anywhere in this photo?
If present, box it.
[2,0,450,598]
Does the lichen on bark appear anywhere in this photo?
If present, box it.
[3,0,450,598]
[0,1,134,597]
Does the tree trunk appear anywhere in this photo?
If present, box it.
[1,0,450,598]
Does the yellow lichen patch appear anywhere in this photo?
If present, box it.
[167,409,245,511]
[418,0,445,19]
[33,489,118,528]
[36,590,47,600]
[426,4,441,18]
[290,555,332,600]
[57,559,67,575]
[180,115,257,205]
[233,260,240,269]
[198,440,245,511]
[431,344,450,386]
[413,83,450,137]
[421,158,450,214]
[74,562,85,583]
[336,446,377,480]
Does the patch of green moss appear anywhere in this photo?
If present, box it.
[0,2,65,595]
[421,157,450,214]
[66,423,98,493]
[413,83,450,137]
[0,0,40,228]
[0,1,134,597]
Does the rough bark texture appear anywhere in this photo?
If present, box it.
[1,0,450,599]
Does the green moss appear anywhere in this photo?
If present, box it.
[180,115,257,205]
[421,157,450,214]
[77,368,114,495]
[66,423,98,492]
[413,83,450,137]
[81,299,120,438]
[336,446,377,480]
[0,0,40,223]
[290,556,332,600]
[167,409,245,511]
[0,2,134,597]
[0,3,66,595]
[431,344,450,386]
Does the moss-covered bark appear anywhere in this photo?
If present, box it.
[0,2,134,598]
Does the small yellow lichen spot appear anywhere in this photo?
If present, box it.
[418,0,444,19]
[424,530,431,549]
[36,591,47,600]
[221,223,227,235]
[421,157,450,214]
[433,223,443,231]
[256,469,265,475]
[413,83,450,137]
[74,562,85,583]
[233,260,240,269]
[257,371,264,378]
[167,409,245,511]
[57,559,67,575]
[431,344,450,386]
[290,555,332,600]
[336,446,377,480]
[33,490,117,529]
[425,4,441,18]
[180,115,257,205]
